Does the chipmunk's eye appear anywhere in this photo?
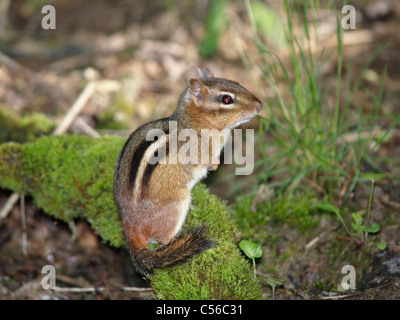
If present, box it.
[222,95,233,105]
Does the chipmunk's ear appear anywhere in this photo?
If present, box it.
[197,67,214,79]
[189,78,208,106]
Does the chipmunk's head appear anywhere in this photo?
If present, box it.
[177,68,263,130]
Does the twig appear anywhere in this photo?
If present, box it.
[53,286,102,293]
[46,51,94,73]
[120,287,154,292]
[305,235,320,249]
[20,194,27,256]
[309,28,375,54]
[52,82,96,135]
[74,117,100,138]
[379,195,400,209]
[305,226,341,249]
[0,50,37,81]
[53,286,153,293]
[52,80,120,137]
[304,177,326,195]
[337,234,363,246]
[52,274,153,294]
[321,293,355,300]
[0,192,20,220]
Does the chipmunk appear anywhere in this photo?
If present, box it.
[113,68,263,275]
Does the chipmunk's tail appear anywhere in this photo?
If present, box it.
[130,226,213,276]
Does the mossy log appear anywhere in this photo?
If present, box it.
[0,135,262,299]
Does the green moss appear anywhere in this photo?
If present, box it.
[0,106,55,143]
[0,135,262,299]
[0,135,126,247]
[233,192,319,243]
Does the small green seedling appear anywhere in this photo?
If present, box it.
[361,173,386,245]
[351,212,379,235]
[259,275,284,300]
[239,240,284,299]
[239,240,262,276]
[317,203,382,246]
[318,172,387,250]
[376,242,387,251]
[351,212,382,249]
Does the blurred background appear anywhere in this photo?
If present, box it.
[0,0,399,299]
